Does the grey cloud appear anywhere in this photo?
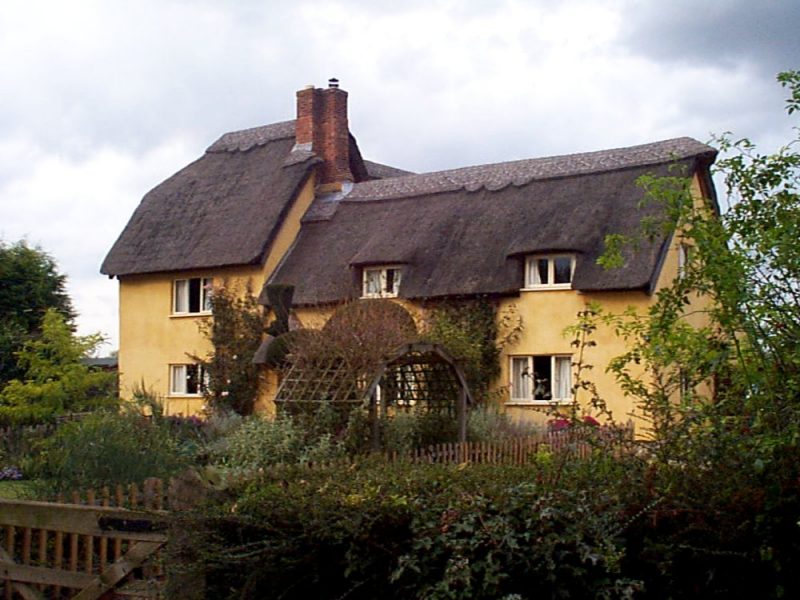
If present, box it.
[621,0,800,74]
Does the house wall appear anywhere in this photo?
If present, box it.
[117,173,318,415]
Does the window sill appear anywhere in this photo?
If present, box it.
[505,400,574,407]
[521,284,573,292]
[360,294,399,299]
[170,312,212,319]
[168,393,204,398]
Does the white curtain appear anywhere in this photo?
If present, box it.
[555,356,571,399]
[174,280,188,313]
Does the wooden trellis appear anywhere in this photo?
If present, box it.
[274,343,472,441]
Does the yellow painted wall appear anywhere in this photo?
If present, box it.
[117,173,317,416]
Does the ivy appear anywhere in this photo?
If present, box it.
[423,298,521,402]
[196,280,264,416]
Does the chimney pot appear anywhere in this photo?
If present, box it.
[328,78,339,89]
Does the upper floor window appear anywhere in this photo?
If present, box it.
[524,255,574,289]
[509,355,572,403]
[362,267,402,298]
[170,363,208,396]
[173,277,213,314]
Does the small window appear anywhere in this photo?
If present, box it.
[173,278,213,314]
[509,355,572,403]
[362,267,402,298]
[525,255,574,289]
[170,364,209,396]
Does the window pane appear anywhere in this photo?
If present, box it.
[171,365,186,394]
[186,364,199,394]
[188,278,201,313]
[533,356,552,400]
[202,278,213,312]
[387,268,401,295]
[511,358,530,400]
[554,356,572,399]
[385,269,395,294]
[536,259,549,285]
[174,280,188,313]
[554,257,572,284]
[365,270,382,295]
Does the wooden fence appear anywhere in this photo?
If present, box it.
[0,479,168,600]
[397,425,634,465]
[0,426,633,598]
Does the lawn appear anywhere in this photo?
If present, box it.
[0,480,35,499]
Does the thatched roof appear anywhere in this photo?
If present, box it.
[101,121,410,277]
[102,110,716,301]
[268,138,716,304]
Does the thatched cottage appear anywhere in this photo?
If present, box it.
[102,80,717,425]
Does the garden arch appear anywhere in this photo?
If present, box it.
[274,342,473,444]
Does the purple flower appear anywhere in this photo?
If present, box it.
[0,466,23,481]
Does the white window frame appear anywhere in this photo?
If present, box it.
[362,266,402,298]
[524,255,575,290]
[173,277,213,315]
[169,364,209,396]
[508,355,573,404]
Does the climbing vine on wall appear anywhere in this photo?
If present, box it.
[422,297,521,402]
[195,280,264,416]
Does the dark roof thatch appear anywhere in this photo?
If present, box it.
[268,138,716,305]
[101,130,316,277]
[102,110,716,303]
[101,120,409,277]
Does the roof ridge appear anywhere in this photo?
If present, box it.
[207,120,296,153]
[345,137,715,202]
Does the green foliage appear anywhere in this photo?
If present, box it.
[175,459,637,600]
[210,414,344,472]
[423,299,521,402]
[581,70,800,597]
[0,309,117,425]
[30,410,190,493]
[465,405,543,442]
[197,280,263,416]
[0,240,75,384]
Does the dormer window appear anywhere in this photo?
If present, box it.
[362,266,402,298]
[524,255,575,289]
[173,277,213,314]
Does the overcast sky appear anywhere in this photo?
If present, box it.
[1,0,797,353]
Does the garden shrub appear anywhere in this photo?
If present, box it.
[210,413,344,472]
[172,458,639,600]
[30,411,190,493]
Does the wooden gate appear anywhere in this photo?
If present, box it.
[0,498,168,599]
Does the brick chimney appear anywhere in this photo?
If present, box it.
[295,78,353,186]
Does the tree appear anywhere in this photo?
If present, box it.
[0,240,75,384]
[577,70,800,596]
[0,309,117,424]
[197,280,264,416]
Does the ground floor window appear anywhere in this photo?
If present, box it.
[510,355,572,402]
[170,364,208,395]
